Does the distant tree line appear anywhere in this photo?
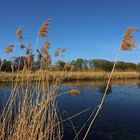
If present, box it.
[0,57,140,72]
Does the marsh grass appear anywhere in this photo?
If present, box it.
[0,71,139,83]
[0,19,65,140]
[0,22,138,140]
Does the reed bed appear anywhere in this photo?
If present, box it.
[0,19,65,140]
[0,71,139,82]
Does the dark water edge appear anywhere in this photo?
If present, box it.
[1,80,140,140]
[58,80,140,140]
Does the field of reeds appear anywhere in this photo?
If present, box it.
[0,71,140,82]
[0,18,139,140]
[0,19,66,140]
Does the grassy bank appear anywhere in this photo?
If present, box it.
[0,71,140,82]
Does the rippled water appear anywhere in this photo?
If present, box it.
[0,80,140,140]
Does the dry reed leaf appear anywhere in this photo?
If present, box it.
[5,44,14,53]
[69,89,80,95]
[16,26,23,40]
[38,19,50,37]
[121,27,137,51]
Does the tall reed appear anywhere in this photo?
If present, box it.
[0,19,64,140]
[83,27,138,140]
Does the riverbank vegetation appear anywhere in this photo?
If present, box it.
[0,58,140,82]
[1,58,140,72]
[0,71,139,82]
[0,17,139,140]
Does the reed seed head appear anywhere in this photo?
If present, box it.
[38,19,50,37]
[121,27,137,51]
[16,26,23,40]
[5,44,14,53]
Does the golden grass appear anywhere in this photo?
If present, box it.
[0,70,64,140]
[0,71,139,82]
[0,19,64,140]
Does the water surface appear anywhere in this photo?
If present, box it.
[0,80,140,140]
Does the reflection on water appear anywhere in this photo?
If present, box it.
[1,80,140,140]
[137,82,140,88]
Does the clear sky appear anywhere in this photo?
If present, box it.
[0,0,140,63]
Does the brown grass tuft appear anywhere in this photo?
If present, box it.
[121,27,137,51]
[5,44,14,53]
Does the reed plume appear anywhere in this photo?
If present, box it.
[1,19,64,140]
[16,26,23,40]
[38,19,50,37]
[121,27,137,51]
[5,44,14,53]
[83,26,138,140]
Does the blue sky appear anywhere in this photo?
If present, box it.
[0,0,140,63]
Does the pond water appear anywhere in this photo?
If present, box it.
[0,80,140,140]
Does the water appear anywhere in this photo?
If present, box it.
[0,80,140,140]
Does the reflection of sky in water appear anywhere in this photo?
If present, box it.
[1,80,140,140]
